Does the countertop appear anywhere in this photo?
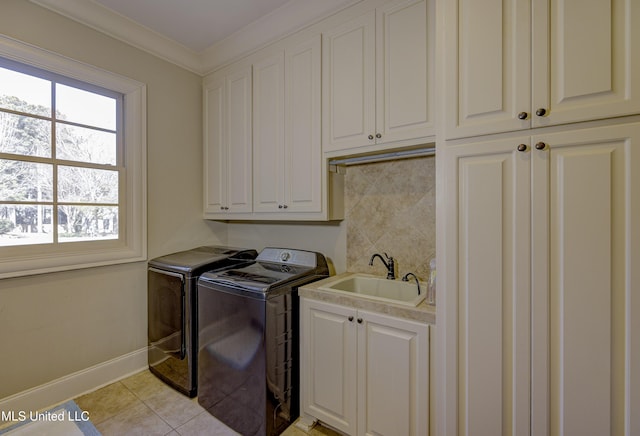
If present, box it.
[300,272,436,325]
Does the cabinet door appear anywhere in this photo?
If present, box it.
[323,10,376,152]
[376,0,434,144]
[530,124,640,436]
[443,137,532,435]
[203,75,227,214]
[358,310,429,436]
[532,0,640,128]
[253,52,285,212]
[443,0,531,139]
[225,66,253,213]
[301,298,357,435]
[284,35,322,212]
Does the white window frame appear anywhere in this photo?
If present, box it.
[0,35,147,278]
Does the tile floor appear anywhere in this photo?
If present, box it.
[72,369,341,436]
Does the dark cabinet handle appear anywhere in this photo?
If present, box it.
[357,318,363,324]
[535,142,546,150]
[348,316,354,322]
[536,108,547,117]
[368,134,374,140]
[518,112,528,120]
[375,133,382,139]
[517,144,527,152]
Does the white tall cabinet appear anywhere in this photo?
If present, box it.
[301,297,430,436]
[441,123,640,435]
[442,0,640,139]
[438,0,640,435]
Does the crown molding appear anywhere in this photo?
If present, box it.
[30,0,362,76]
[30,0,203,74]
[200,0,362,74]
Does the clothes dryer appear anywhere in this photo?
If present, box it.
[148,245,257,397]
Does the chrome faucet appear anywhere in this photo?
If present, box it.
[369,253,395,280]
[402,272,422,295]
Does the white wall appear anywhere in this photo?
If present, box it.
[0,0,226,400]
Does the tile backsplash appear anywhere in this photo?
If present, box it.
[345,155,435,281]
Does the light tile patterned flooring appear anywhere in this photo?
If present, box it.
[73,369,341,436]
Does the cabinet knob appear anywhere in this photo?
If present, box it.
[375,133,382,139]
[348,316,354,322]
[517,144,528,152]
[357,318,363,324]
[278,205,283,209]
[518,112,528,120]
[536,108,547,117]
[368,134,374,140]
[283,204,288,209]
[535,142,546,150]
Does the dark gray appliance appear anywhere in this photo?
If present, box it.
[197,247,329,436]
[147,245,257,397]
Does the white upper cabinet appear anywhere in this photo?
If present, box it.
[284,37,324,213]
[444,0,640,139]
[252,52,286,213]
[323,0,434,154]
[323,10,376,152]
[204,34,343,221]
[253,36,324,215]
[203,65,252,215]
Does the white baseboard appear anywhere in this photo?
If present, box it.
[0,347,148,413]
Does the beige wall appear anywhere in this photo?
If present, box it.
[227,221,347,275]
[0,0,226,399]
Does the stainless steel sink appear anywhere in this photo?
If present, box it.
[318,274,425,307]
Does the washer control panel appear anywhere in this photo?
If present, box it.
[256,248,318,267]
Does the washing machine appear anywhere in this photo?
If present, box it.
[197,247,329,435]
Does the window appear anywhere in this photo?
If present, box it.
[0,36,146,278]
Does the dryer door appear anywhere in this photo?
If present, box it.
[148,268,185,359]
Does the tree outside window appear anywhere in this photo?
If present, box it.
[0,62,122,247]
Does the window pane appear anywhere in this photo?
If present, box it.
[0,67,51,116]
[56,84,116,130]
[57,166,118,203]
[56,123,116,165]
[0,204,53,246]
[0,159,53,201]
[0,112,51,157]
[58,205,118,242]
